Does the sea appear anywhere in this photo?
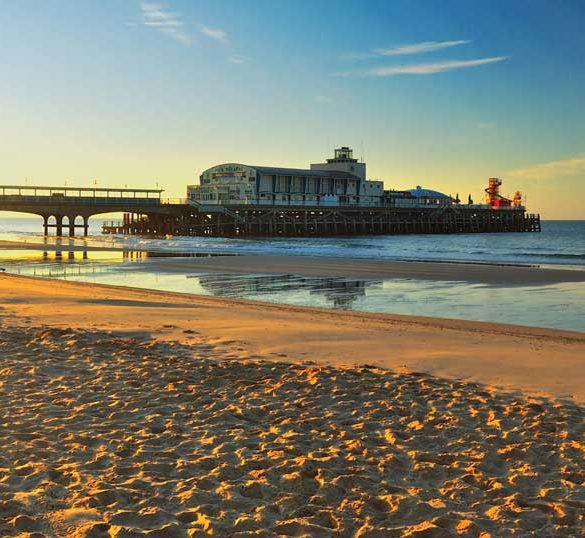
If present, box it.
[1,217,584,332]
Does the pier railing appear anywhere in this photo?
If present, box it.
[0,185,164,199]
[0,195,164,205]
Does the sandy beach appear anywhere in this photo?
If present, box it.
[1,274,585,536]
[2,0,584,535]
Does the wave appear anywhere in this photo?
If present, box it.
[516,252,585,260]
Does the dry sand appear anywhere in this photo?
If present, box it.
[2,325,585,537]
[1,274,585,536]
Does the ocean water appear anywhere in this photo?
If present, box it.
[1,217,584,332]
[1,217,584,268]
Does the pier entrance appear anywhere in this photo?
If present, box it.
[0,185,180,236]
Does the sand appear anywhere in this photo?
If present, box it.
[1,274,585,536]
[1,324,585,537]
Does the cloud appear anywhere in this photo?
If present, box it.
[229,54,248,64]
[344,39,469,60]
[200,25,227,43]
[478,122,496,129]
[375,40,470,57]
[508,154,585,180]
[140,3,192,45]
[336,56,508,77]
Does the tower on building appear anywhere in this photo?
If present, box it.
[310,146,366,180]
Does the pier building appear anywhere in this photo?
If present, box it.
[188,147,385,207]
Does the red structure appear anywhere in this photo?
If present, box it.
[485,177,517,208]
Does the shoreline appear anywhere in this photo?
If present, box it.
[2,273,585,404]
[3,236,585,285]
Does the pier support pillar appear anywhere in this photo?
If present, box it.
[69,216,76,237]
[56,216,63,237]
[83,216,89,237]
[42,216,49,236]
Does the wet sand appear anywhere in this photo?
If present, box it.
[1,274,585,536]
[0,239,125,252]
[3,239,585,285]
[142,254,585,286]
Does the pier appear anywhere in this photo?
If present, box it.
[0,184,540,238]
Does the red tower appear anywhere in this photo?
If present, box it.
[485,178,513,208]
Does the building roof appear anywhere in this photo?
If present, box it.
[407,186,451,199]
[253,166,359,179]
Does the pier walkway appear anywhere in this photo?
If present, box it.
[0,185,183,236]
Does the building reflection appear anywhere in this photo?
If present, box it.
[194,273,381,309]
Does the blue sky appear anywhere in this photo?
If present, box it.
[1,0,584,217]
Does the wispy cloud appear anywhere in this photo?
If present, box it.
[336,56,508,77]
[345,39,469,60]
[229,54,248,64]
[200,25,228,43]
[478,122,496,129]
[376,40,470,57]
[138,3,248,61]
[140,3,191,45]
[508,154,585,180]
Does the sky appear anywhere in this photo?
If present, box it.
[0,0,584,219]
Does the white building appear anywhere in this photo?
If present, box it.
[187,147,384,207]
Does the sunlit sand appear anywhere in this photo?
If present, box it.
[1,324,584,536]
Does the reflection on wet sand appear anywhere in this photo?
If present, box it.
[1,246,234,266]
[191,273,382,309]
[3,252,584,331]
[47,248,89,261]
